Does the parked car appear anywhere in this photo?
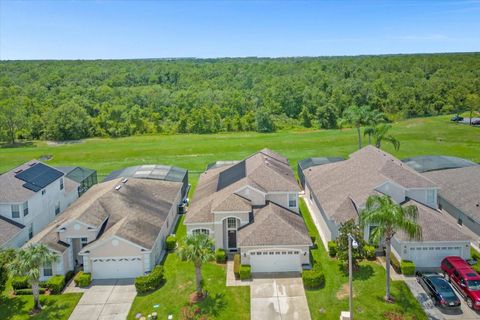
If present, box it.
[416,272,461,309]
[451,115,464,122]
[441,256,480,310]
[472,119,480,126]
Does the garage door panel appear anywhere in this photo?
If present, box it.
[409,246,463,269]
[91,257,143,279]
[250,250,302,273]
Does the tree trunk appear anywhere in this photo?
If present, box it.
[470,109,473,125]
[375,139,381,149]
[32,280,42,311]
[356,126,362,150]
[195,263,203,296]
[385,238,392,301]
[368,134,371,145]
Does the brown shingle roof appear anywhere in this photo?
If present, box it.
[238,202,312,247]
[0,215,24,246]
[424,166,480,223]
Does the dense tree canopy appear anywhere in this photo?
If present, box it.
[0,53,479,141]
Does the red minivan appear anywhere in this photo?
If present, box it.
[441,256,480,310]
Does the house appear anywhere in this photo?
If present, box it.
[297,157,344,188]
[55,166,98,196]
[27,165,188,281]
[185,149,312,273]
[302,146,472,270]
[0,161,80,248]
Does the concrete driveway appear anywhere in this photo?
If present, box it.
[68,279,136,320]
[250,275,311,320]
[405,278,480,320]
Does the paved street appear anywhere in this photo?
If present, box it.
[68,279,136,320]
[250,275,311,320]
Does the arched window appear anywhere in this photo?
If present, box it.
[192,229,210,236]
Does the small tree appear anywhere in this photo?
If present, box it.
[300,106,312,128]
[341,105,369,149]
[336,219,365,271]
[364,124,400,151]
[0,249,15,293]
[177,234,215,298]
[360,195,422,301]
[9,244,58,312]
[0,98,26,145]
[255,108,276,133]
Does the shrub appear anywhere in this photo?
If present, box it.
[215,248,226,263]
[401,260,416,276]
[166,235,177,251]
[310,235,316,244]
[44,275,65,294]
[239,265,251,280]
[65,270,75,283]
[364,245,376,260]
[15,288,46,295]
[11,276,29,290]
[390,253,402,274]
[135,265,165,294]
[233,254,241,278]
[471,247,480,261]
[472,263,480,274]
[302,269,325,289]
[328,241,337,257]
[74,271,92,287]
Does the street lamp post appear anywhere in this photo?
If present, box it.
[348,233,358,320]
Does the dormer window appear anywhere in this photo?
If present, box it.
[288,194,297,208]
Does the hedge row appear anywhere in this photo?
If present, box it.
[74,272,92,287]
[215,249,226,263]
[328,241,337,258]
[13,275,66,295]
[302,264,325,289]
[15,288,46,295]
[11,276,29,290]
[135,265,165,294]
[239,265,251,280]
[44,275,65,294]
[364,245,376,260]
[166,235,177,251]
[401,260,416,276]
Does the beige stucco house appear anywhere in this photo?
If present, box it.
[28,165,187,280]
[185,149,312,273]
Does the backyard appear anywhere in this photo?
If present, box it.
[299,199,427,320]
[126,215,250,320]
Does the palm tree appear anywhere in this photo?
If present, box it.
[10,244,58,312]
[364,124,400,151]
[177,233,215,298]
[363,109,385,145]
[360,195,422,302]
[342,105,370,150]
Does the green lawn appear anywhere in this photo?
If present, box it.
[1,116,479,190]
[127,215,250,320]
[0,291,82,320]
[300,199,426,320]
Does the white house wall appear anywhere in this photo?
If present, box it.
[59,220,99,244]
[236,187,265,206]
[266,192,299,213]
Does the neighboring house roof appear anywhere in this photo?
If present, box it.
[424,166,480,223]
[0,215,24,246]
[396,200,473,242]
[238,202,312,247]
[298,157,345,171]
[28,177,183,252]
[303,146,437,224]
[206,160,240,170]
[185,148,300,224]
[103,164,187,183]
[402,155,478,173]
[0,160,78,203]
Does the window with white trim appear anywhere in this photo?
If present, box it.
[192,229,210,236]
[227,218,237,229]
[81,237,88,247]
[288,194,297,208]
[23,201,29,216]
[11,204,20,219]
[43,262,53,277]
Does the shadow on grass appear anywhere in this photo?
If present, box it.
[338,263,374,281]
[199,292,226,317]
[0,141,35,148]
[0,295,28,319]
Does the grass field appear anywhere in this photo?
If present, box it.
[1,116,479,191]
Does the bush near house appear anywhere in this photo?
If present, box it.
[364,245,376,260]
[390,253,402,274]
[44,275,66,294]
[239,265,251,280]
[74,271,92,287]
[215,248,226,263]
[135,265,165,294]
[401,260,416,276]
[11,276,29,291]
[302,268,325,289]
[233,254,241,278]
[471,247,480,273]
[14,288,47,295]
[166,235,177,251]
[327,241,337,257]
[65,270,75,283]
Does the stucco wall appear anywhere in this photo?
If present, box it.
[236,187,265,206]
[439,196,480,238]
[59,220,100,244]
[266,192,299,213]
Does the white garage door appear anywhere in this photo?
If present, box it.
[409,246,464,269]
[249,250,302,273]
[91,257,144,279]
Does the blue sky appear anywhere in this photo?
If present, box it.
[1,0,479,60]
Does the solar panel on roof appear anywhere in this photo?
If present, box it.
[15,163,63,192]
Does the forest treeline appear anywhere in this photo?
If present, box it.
[0,53,479,142]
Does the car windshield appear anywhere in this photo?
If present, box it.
[467,280,480,290]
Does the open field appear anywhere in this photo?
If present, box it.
[1,116,479,192]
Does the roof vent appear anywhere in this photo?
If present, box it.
[115,185,122,191]
[14,169,23,174]
[121,178,128,184]
[28,162,37,167]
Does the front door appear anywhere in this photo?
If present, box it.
[228,230,237,250]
